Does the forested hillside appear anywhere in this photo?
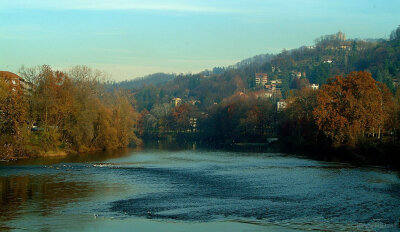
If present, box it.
[118,26,400,167]
[112,73,176,90]
[122,27,400,113]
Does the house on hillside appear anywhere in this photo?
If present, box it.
[340,45,351,50]
[310,84,319,90]
[255,73,268,86]
[189,117,197,132]
[253,90,272,99]
[393,79,400,88]
[172,97,182,106]
[270,79,282,85]
[277,99,287,111]
[189,99,201,105]
[265,84,275,91]
[290,71,302,79]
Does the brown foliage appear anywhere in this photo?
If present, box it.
[1,65,140,159]
[313,71,394,146]
[0,79,28,159]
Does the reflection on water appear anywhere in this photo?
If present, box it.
[0,144,400,231]
[0,175,94,222]
[4,147,137,166]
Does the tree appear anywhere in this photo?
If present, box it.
[0,79,28,158]
[313,71,394,146]
[172,103,197,132]
[278,88,320,150]
[390,25,400,41]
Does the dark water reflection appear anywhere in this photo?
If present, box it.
[6,148,136,166]
[0,175,94,220]
[0,144,400,231]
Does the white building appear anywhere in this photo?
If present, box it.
[172,97,182,106]
[277,100,287,111]
[310,84,319,90]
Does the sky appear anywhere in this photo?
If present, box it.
[1,0,400,81]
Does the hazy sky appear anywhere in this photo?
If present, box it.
[1,0,399,81]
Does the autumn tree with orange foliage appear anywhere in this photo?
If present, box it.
[0,79,28,159]
[313,71,394,146]
[0,65,141,160]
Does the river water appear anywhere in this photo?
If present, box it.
[1,145,400,231]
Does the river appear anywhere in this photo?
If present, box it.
[1,144,400,231]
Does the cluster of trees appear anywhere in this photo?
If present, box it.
[136,91,277,143]
[313,72,394,145]
[279,71,400,165]
[200,94,276,143]
[132,70,400,166]
[138,102,200,139]
[0,65,140,160]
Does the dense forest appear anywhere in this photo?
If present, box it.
[0,66,140,160]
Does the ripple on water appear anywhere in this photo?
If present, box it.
[1,149,400,232]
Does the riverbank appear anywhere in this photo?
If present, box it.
[141,136,400,170]
[3,134,399,171]
[276,139,400,170]
[0,145,140,162]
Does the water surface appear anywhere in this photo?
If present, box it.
[1,146,400,231]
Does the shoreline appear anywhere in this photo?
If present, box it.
[2,138,399,170]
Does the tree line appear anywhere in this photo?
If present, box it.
[134,70,400,166]
[0,65,140,160]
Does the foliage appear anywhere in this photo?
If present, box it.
[0,65,140,160]
[118,26,400,118]
[313,71,394,146]
[278,88,321,150]
[0,80,28,158]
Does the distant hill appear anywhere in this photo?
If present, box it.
[112,73,176,90]
[110,53,275,91]
[116,26,400,112]
[201,53,276,76]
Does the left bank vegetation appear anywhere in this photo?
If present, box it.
[0,65,141,160]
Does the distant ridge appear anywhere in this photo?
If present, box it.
[112,73,176,90]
